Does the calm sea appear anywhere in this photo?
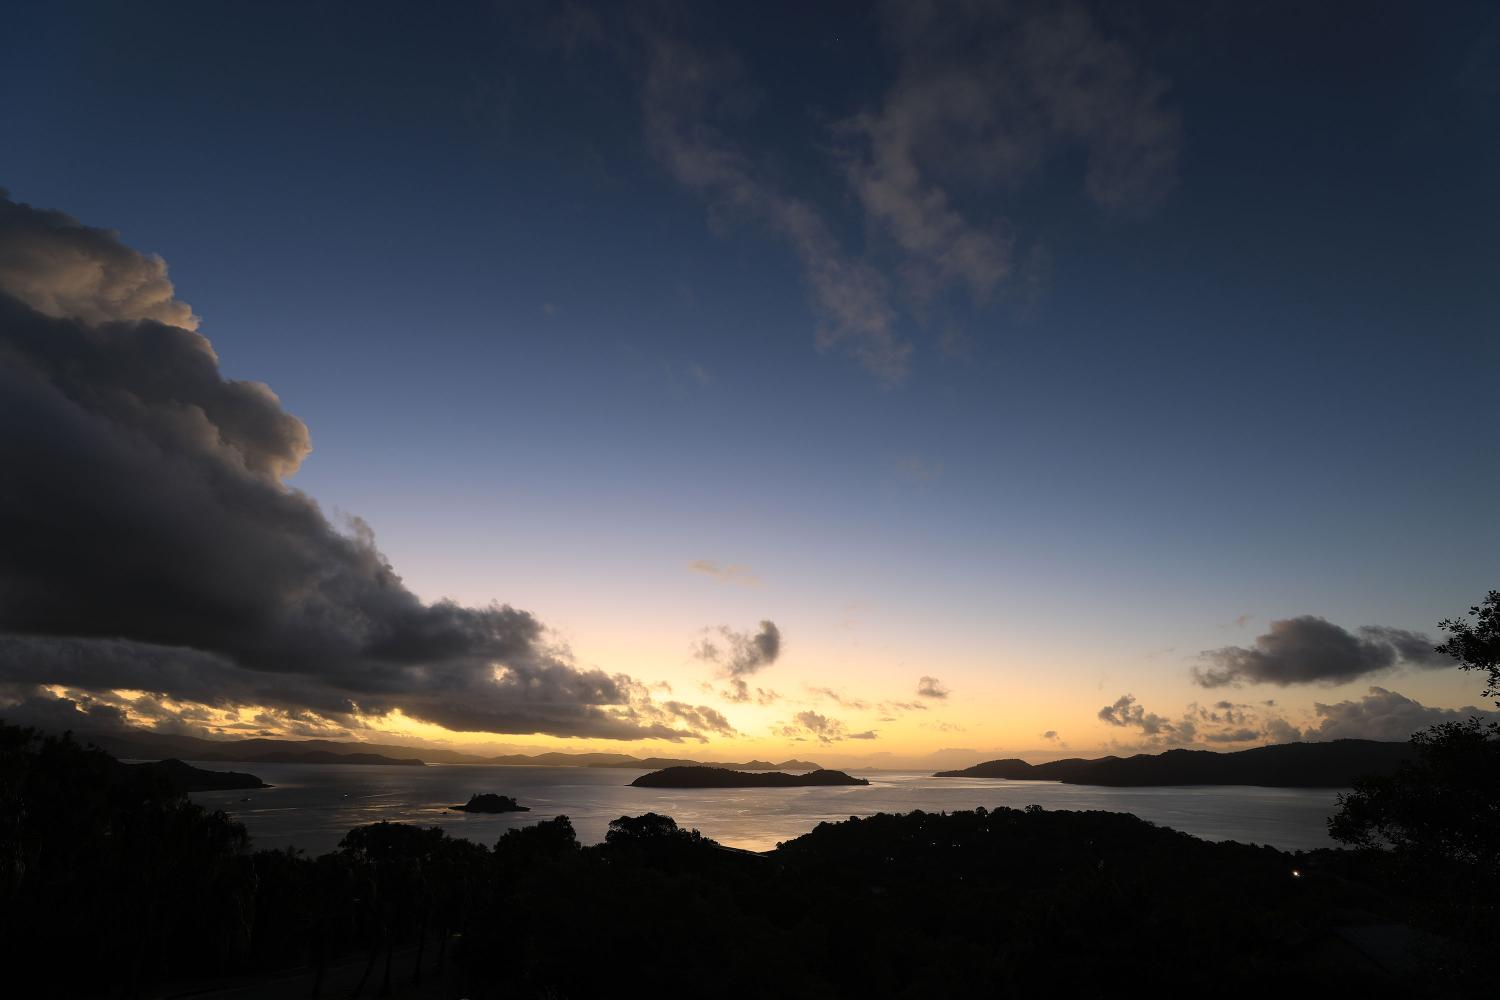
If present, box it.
[184,762,1348,855]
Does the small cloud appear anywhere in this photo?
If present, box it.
[777,710,873,744]
[916,675,949,699]
[1040,730,1059,741]
[806,686,868,710]
[688,560,759,586]
[687,362,712,385]
[721,678,779,706]
[893,453,943,483]
[694,620,781,677]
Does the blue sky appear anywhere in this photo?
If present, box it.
[1,1,1496,758]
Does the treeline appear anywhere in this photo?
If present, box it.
[0,721,1486,998]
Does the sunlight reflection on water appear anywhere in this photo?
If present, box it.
[186,763,1346,855]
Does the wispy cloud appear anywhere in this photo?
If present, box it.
[641,33,910,382]
[688,559,759,586]
[839,0,1179,307]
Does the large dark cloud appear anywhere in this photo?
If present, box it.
[0,192,719,741]
[1193,616,1450,688]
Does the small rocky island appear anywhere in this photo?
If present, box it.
[451,793,529,813]
[631,766,869,788]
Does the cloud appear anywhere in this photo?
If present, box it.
[0,191,200,330]
[1040,730,1059,741]
[1263,717,1303,743]
[687,559,759,586]
[1307,687,1500,742]
[1095,685,1497,750]
[641,33,910,382]
[1193,616,1450,688]
[720,678,780,706]
[1204,728,1260,744]
[892,453,943,483]
[0,688,131,733]
[778,710,875,744]
[1097,694,1176,737]
[0,192,719,743]
[916,675,949,699]
[657,701,737,738]
[806,686,869,710]
[839,1,1179,303]
[695,620,782,678]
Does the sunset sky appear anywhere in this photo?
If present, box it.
[1,1,1496,766]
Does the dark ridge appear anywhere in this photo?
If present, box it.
[195,749,426,766]
[76,727,825,769]
[589,756,824,770]
[631,766,869,788]
[130,757,269,792]
[935,740,1415,787]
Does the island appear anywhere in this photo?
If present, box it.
[631,766,869,788]
[450,793,529,813]
[934,739,1414,788]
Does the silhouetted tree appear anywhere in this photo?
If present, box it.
[1438,590,1500,700]
[1330,590,1500,866]
[1329,589,1499,969]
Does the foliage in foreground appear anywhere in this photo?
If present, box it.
[1328,590,1500,944]
[1,720,1486,999]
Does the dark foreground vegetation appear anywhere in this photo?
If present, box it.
[1,592,1494,999]
[630,765,869,788]
[0,721,1484,999]
[938,738,1415,787]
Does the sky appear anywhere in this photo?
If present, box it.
[1,1,1497,766]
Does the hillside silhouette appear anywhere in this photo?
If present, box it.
[937,740,1414,787]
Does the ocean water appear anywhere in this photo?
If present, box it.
[184,762,1349,856]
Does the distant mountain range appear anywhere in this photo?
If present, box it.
[589,757,822,771]
[69,728,822,771]
[935,740,1414,788]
